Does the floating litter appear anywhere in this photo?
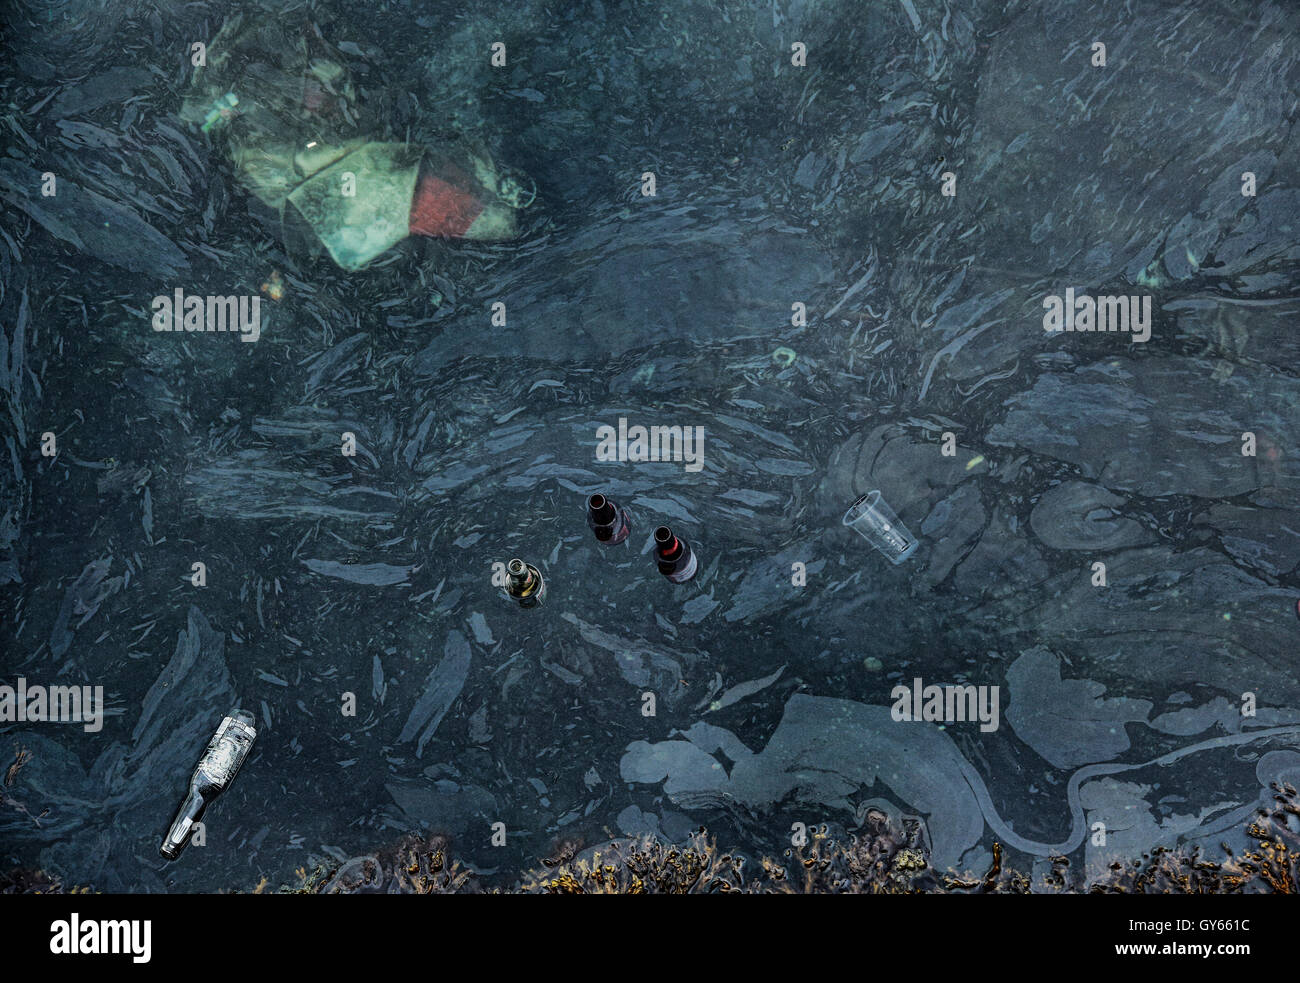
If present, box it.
[842,490,918,565]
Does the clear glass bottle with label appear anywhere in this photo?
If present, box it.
[160,709,258,861]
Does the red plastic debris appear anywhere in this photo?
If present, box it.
[409,164,485,239]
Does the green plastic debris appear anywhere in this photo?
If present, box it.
[201,92,239,133]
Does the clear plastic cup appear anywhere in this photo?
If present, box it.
[842,490,918,565]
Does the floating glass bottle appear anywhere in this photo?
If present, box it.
[160,709,257,860]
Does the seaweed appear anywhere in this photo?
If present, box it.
[279,834,479,895]
[0,864,92,895]
[520,831,746,895]
[264,784,1299,895]
[1088,782,1300,895]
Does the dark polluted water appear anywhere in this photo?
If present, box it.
[1,0,1299,895]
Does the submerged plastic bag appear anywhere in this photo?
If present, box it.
[287,142,421,271]
[182,10,523,270]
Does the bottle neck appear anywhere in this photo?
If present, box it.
[508,567,538,596]
[161,786,210,860]
[658,536,684,562]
